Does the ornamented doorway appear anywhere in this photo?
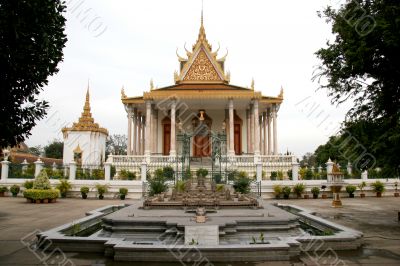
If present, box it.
[192,110,212,158]
[162,117,171,155]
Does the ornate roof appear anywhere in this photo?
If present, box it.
[62,89,108,135]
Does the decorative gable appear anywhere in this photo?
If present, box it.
[183,49,222,82]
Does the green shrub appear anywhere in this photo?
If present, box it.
[33,170,51,190]
[163,166,174,180]
[213,173,222,184]
[175,181,185,193]
[273,184,282,198]
[0,186,8,193]
[196,168,208,178]
[148,176,168,196]
[154,168,164,180]
[358,181,367,192]
[371,181,385,193]
[91,169,104,179]
[10,185,20,196]
[304,169,313,180]
[216,184,225,192]
[56,179,72,198]
[24,180,34,189]
[345,185,357,195]
[270,171,278,180]
[311,187,320,196]
[277,171,284,180]
[227,170,238,181]
[233,176,251,194]
[23,189,59,200]
[293,183,305,197]
[282,186,291,198]
[80,186,90,194]
[119,169,136,180]
[119,187,128,195]
[182,168,192,180]
[95,184,109,196]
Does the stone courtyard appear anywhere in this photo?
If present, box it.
[0,197,399,265]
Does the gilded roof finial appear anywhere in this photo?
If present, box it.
[251,78,255,90]
[121,86,126,98]
[201,0,204,27]
[194,0,211,51]
[150,79,154,90]
[278,86,284,98]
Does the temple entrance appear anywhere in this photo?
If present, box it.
[192,110,212,158]
[193,135,211,157]
[234,124,241,155]
[162,117,171,155]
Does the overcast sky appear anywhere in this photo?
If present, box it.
[25,0,352,158]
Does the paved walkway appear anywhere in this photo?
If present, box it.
[0,196,399,265]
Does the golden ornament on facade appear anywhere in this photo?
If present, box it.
[183,50,221,82]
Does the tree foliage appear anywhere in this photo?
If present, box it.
[44,139,63,159]
[0,0,67,148]
[314,0,400,176]
[106,134,127,155]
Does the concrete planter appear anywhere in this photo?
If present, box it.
[360,193,365,198]
[322,194,328,199]
[376,192,382,197]
[394,192,399,197]
[303,195,309,199]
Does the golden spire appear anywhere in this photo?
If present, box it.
[150,78,154,90]
[194,0,211,51]
[278,86,284,98]
[251,78,255,90]
[61,87,108,135]
[121,86,126,98]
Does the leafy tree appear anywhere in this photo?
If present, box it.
[0,0,67,148]
[27,145,44,156]
[106,134,127,156]
[44,139,63,159]
[314,1,400,176]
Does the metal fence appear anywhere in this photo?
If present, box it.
[8,163,35,179]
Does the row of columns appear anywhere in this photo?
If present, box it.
[233,100,279,156]
[126,108,146,155]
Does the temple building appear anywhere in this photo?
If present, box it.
[122,16,282,156]
[117,14,294,180]
[62,89,108,166]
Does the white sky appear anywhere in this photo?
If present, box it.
[25,0,353,158]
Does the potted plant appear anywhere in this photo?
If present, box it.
[394,181,399,197]
[371,181,385,197]
[345,185,357,198]
[56,179,72,198]
[273,184,282,199]
[23,170,59,203]
[10,185,20,197]
[80,186,89,199]
[321,185,327,199]
[96,184,108,199]
[358,181,366,198]
[23,180,34,189]
[292,183,305,199]
[282,186,291,199]
[119,188,128,200]
[311,187,320,199]
[0,186,8,197]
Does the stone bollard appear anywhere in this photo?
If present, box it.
[141,162,147,182]
[292,161,299,181]
[69,161,77,181]
[1,160,10,180]
[104,162,111,181]
[256,162,262,182]
[34,158,44,177]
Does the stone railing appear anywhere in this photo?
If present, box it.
[108,155,145,165]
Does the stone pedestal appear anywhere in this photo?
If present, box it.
[1,160,10,180]
[34,159,44,177]
[141,162,147,182]
[69,161,77,181]
[104,162,111,181]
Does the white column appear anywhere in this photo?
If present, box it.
[34,158,44,177]
[170,99,176,157]
[361,170,368,180]
[127,107,132,155]
[292,161,299,181]
[141,161,147,183]
[267,108,272,155]
[272,104,278,155]
[228,98,235,156]
[132,108,137,155]
[256,162,262,182]
[138,114,142,155]
[250,104,254,153]
[151,105,158,153]
[145,101,151,157]
[141,114,145,155]
[263,112,268,155]
[259,115,263,155]
[253,99,260,156]
[246,109,251,153]
[1,160,10,180]
[104,161,111,181]
[69,161,76,181]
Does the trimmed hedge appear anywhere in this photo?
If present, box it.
[23,189,60,200]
